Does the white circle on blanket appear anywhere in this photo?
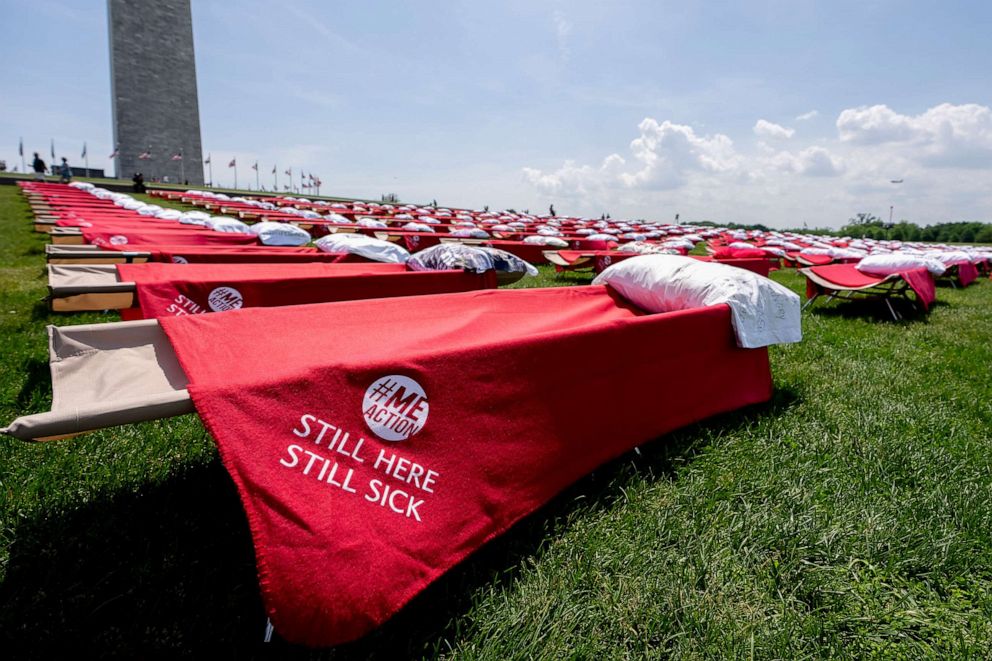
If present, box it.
[109,234,128,245]
[207,286,243,312]
[171,255,189,264]
[362,375,429,442]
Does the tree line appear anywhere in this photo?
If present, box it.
[696,215,992,244]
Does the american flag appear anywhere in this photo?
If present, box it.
[138,151,152,160]
[170,153,183,161]
[228,158,237,167]
[109,145,119,159]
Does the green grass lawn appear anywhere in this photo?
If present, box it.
[1,184,991,658]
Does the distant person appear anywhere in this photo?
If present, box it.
[32,152,46,180]
[549,204,556,217]
[58,157,72,183]
[163,175,170,184]
[132,172,146,193]
[0,160,7,172]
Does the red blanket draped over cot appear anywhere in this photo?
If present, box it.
[114,245,366,264]
[804,264,936,310]
[114,262,494,320]
[158,286,773,646]
[952,261,978,287]
[83,228,260,247]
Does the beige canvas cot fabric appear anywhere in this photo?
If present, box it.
[47,244,103,253]
[47,264,136,311]
[46,244,151,265]
[1,320,194,441]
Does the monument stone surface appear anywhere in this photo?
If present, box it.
[108,0,204,184]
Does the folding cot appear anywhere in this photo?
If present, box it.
[6,287,782,644]
[46,262,496,316]
[5,259,799,647]
[800,263,936,320]
[59,227,262,247]
[45,244,365,266]
[546,251,777,277]
[940,261,979,288]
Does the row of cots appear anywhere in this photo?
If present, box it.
[4,180,988,648]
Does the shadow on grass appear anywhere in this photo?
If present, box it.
[0,461,262,660]
[550,271,596,285]
[808,297,932,323]
[29,298,53,322]
[15,357,52,409]
[0,387,799,659]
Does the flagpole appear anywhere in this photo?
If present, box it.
[234,162,238,189]
[255,162,260,190]
[274,166,278,191]
[19,137,25,173]
[180,154,185,184]
[85,152,89,178]
[209,157,213,187]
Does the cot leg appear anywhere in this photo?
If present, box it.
[802,293,819,311]
[884,297,901,321]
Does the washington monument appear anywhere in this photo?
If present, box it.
[108,0,204,185]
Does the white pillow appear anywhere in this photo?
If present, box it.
[662,238,694,251]
[593,255,802,349]
[314,233,410,263]
[523,235,569,248]
[856,254,945,276]
[179,213,209,226]
[402,222,435,233]
[929,250,972,266]
[205,216,251,233]
[450,228,490,239]
[154,209,183,221]
[249,221,311,246]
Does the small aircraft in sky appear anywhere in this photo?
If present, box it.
[890,179,904,184]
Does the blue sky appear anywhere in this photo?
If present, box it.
[2,0,990,227]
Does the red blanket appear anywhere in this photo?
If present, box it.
[804,264,936,310]
[114,262,494,319]
[153,248,362,264]
[159,286,773,646]
[952,261,978,287]
[83,228,260,247]
[102,244,369,264]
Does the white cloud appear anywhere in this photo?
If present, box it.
[620,118,739,190]
[797,146,843,177]
[754,119,795,139]
[837,103,992,169]
[796,110,819,121]
[523,118,740,198]
[521,103,992,227]
[522,154,623,198]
